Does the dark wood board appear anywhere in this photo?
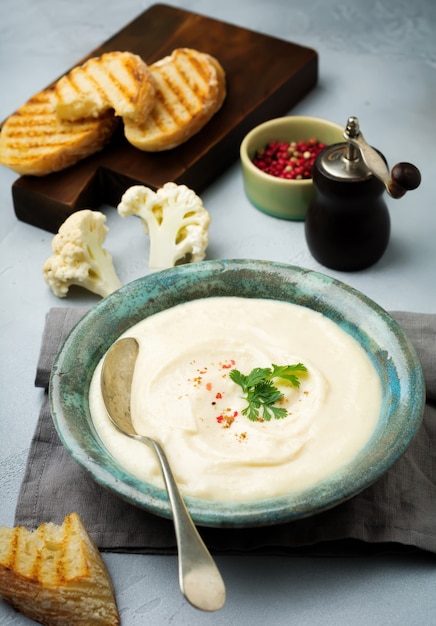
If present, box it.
[8,3,318,232]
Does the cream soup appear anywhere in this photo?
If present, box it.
[89,297,382,501]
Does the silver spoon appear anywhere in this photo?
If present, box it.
[100,337,226,612]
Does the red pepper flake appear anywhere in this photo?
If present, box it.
[216,409,236,428]
[252,138,326,180]
[216,392,222,399]
[220,359,236,370]
[206,382,213,391]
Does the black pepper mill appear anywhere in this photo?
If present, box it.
[305,116,421,271]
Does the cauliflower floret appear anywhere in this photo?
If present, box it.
[43,209,122,298]
[117,182,211,271]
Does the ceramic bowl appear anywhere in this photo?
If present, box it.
[50,260,425,528]
[240,116,344,220]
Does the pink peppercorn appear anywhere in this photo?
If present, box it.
[252,138,326,180]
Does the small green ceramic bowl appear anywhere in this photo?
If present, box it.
[240,116,344,220]
[49,260,425,528]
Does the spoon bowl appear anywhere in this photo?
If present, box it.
[100,336,226,612]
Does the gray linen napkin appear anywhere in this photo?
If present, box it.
[15,308,436,555]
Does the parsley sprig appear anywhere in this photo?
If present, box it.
[229,363,308,422]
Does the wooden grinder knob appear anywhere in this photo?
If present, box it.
[388,162,422,198]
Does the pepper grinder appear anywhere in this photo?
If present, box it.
[305,116,421,271]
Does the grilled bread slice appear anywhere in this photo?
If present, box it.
[124,48,226,151]
[54,51,156,126]
[0,85,118,176]
[0,512,119,626]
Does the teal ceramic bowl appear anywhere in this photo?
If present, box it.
[50,260,425,528]
[240,116,344,220]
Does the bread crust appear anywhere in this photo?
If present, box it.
[0,513,119,626]
[124,48,226,151]
[0,86,118,176]
[55,51,156,126]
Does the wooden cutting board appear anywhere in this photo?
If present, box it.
[8,3,318,232]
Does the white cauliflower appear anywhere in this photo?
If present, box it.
[43,209,122,298]
[117,182,211,271]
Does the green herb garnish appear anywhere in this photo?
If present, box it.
[229,363,308,422]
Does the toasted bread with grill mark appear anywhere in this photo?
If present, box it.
[55,51,156,126]
[0,512,119,626]
[124,48,226,151]
[0,86,118,176]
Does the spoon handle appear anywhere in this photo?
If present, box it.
[144,437,226,612]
